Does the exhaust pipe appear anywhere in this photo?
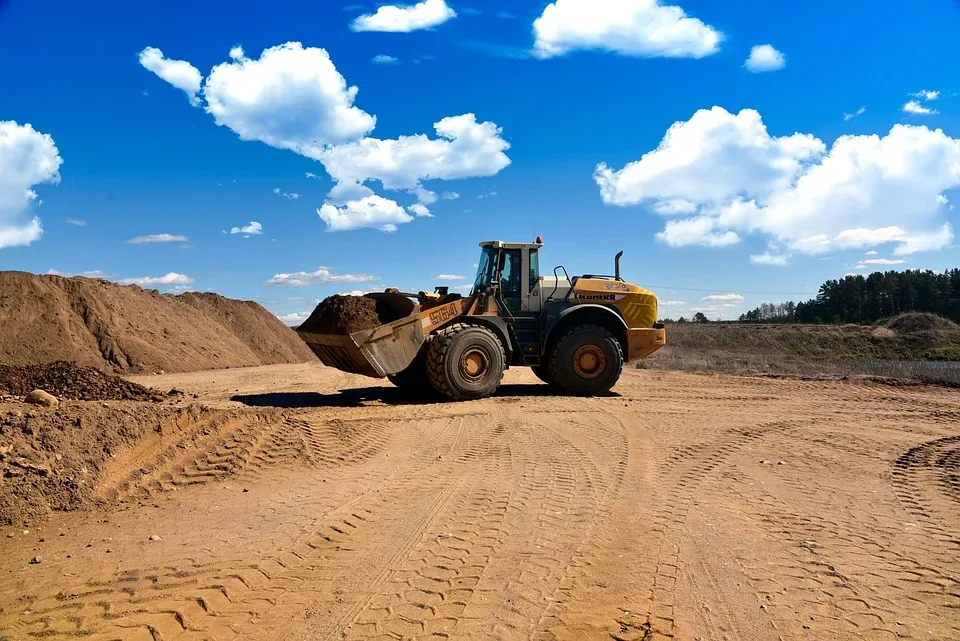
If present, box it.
[615,251,623,281]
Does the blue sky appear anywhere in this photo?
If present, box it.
[1,0,959,323]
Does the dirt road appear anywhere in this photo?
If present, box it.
[1,364,957,640]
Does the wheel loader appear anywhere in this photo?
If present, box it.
[296,238,666,401]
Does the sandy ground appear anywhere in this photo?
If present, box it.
[0,363,957,641]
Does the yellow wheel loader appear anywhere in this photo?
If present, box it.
[296,239,666,401]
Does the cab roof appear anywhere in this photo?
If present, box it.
[479,239,543,250]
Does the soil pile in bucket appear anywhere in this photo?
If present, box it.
[299,295,404,335]
[0,361,156,401]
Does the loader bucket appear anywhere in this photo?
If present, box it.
[296,293,425,379]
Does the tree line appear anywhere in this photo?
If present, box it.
[661,269,960,324]
[739,269,960,324]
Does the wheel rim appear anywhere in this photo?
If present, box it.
[461,346,490,382]
[573,345,606,379]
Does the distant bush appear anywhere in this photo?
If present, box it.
[885,312,958,334]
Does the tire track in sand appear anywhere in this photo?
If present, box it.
[0,411,493,641]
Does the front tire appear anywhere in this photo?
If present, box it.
[388,341,432,394]
[547,325,623,396]
[427,324,505,401]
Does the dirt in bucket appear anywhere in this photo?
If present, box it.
[299,295,405,336]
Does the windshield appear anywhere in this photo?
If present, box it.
[473,245,496,293]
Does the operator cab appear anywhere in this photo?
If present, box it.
[473,238,570,314]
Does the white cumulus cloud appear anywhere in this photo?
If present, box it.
[750,251,789,266]
[843,106,866,122]
[46,269,108,278]
[372,54,400,65]
[120,273,195,286]
[656,218,740,247]
[140,42,377,153]
[138,46,203,106]
[277,311,310,325]
[141,42,512,232]
[408,203,433,217]
[744,44,785,72]
[317,114,510,194]
[532,0,722,59]
[435,274,465,280]
[859,258,907,266]
[903,100,937,116]
[911,89,940,101]
[127,233,189,244]
[412,186,438,205]
[203,43,377,155]
[0,121,62,250]
[595,106,960,258]
[273,188,301,200]
[230,221,263,236]
[351,0,456,32]
[318,194,414,232]
[855,258,908,269]
[702,293,744,302]
[266,267,378,286]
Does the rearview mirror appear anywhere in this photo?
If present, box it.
[497,251,506,272]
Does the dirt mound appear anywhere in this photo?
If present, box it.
[0,271,314,374]
[0,362,155,401]
[177,292,315,365]
[886,312,958,334]
[299,295,403,335]
[0,402,209,525]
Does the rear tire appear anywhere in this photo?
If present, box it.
[547,325,623,396]
[387,341,432,395]
[427,324,505,401]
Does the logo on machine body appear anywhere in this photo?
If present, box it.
[603,282,631,292]
[579,294,619,301]
[428,302,458,326]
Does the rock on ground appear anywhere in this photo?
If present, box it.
[24,390,58,407]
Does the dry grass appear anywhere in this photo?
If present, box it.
[641,313,960,386]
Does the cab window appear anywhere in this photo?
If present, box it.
[473,245,496,292]
[500,249,522,296]
[529,248,540,291]
[499,249,522,311]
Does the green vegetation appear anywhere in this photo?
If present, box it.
[736,269,960,324]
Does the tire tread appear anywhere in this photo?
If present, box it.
[427,323,505,400]
[546,324,623,396]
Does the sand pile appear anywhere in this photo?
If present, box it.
[0,362,156,401]
[0,402,202,525]
[177,292,314,365]
[299,295,404,335]
[0,271,314,373]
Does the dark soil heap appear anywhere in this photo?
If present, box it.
[0,362,155,401]
[299,295,403,335]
